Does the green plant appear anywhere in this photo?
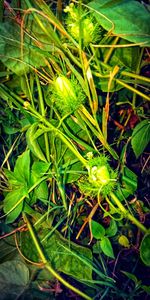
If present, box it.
[0,0,150,299]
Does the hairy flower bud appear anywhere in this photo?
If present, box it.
[52,75,85,115]
[79,155,118,197]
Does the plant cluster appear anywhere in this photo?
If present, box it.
[0,0,150,299]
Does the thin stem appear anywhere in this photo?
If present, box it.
[35,74,50,161]
[23,213,92,300]
[110,192,148,234]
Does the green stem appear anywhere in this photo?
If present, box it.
[23,213,92,300]
[35,74,50,161]
[132,48,144,108]
[110,192,148,234]
[78,109,118,160]
[0,84,87,166]
[104,36,120,64]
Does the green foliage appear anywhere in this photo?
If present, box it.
[0,0,150,298]
[21,228,93,281]
[64,2,100,46]
[105,219,118,237]
[100,237,115,259]
[91,220,105,239]
[0,260,29,300]
[89,0,150,45]
[79,155,118,197]
[131,120,150,158]
[91,220,115,259]
[26,123,47,162]
[3,150,49,222]
[140,234,150,266]
[118,235,130,248]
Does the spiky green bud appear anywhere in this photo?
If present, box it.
[51,75,85,115]
[79,155,118,197]
[64,3,100,47]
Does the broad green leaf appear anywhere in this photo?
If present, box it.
[91,220,105,239]
[105,219,117,237]
[21,229,93,281]
[4,187,27,223]
[4,169,23,187]
[140,234,150,266]
[0,260,29,300]
[106,39,140,71]
[32,180,48,204]
[100,237,115,259]
[92,241,102,254]
[14,150,30,184]
[26,123,47,162]
[89,0,150,45]
[30,162,49,203]
[131,120,150,158]
[31,161,50,178]
[0,22,47,75]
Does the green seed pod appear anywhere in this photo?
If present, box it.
[52,75,85,115]
[79,155,118,197]
[64,3,100,47]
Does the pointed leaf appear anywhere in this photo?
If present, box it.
[131,120,150,158]
[14,150,30,184]
[26,123,47,162]
[4,187,27,223]
[140,234,150,266]
[100,237,115,259]
[91,220,105,239]
[106,219,118,237]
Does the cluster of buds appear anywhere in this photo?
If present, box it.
[64,2,100,47]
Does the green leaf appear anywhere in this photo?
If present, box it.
[26,123,47,162]
[122,271,140,286]
[21,229,93,281]
[100,237,115,259]
[0,233,17,263]
[0,260,29,300]
[32,180,48,204]
[115,165,138,202]
[14,150,30,184]
[4,169,23,187]
[0,19,51,75]
[91,220,105,239]
[121,271,141,286]
[31,161,50,178]
[89,0,150,45]
[118,235,130,248]
[4,187,27,223]
[131,120,150,158]
[105,219,117,237]
[142,285,150,295]
[140,234,150,266]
